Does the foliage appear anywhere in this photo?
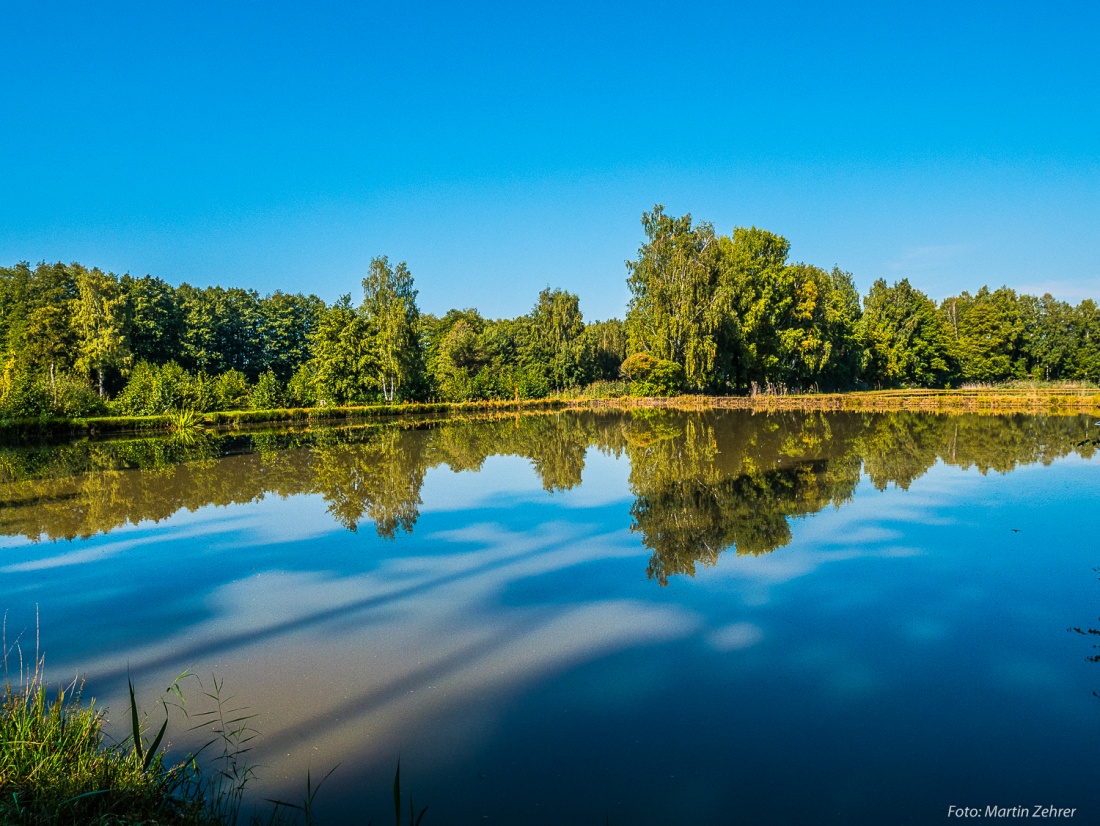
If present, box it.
[620,352,684,397]
[625,206,723,390]
[861,279,954,387]
[285,364,318,408]
[360,256,423,402]
[249,371,284,410]
[941,286,1025,383]
[3,211,1100,418]
[522,287,591,392]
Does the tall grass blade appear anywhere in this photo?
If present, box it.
[393,758,401,826]
[143,713,168,771]
[128,676,144,766]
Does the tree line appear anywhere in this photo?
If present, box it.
[2,204,1098,418]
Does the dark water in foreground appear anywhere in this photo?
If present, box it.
[2,410,1099,824]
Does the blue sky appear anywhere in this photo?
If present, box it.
[2,1,1098,321]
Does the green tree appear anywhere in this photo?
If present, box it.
[941,286,1025,383]
[71,265,130,398]
[425,309,489,401]
[120,274,183,366]
[625,205,724,390]
[713,226,791,390]
[360,256,423,402]
[524,287,589,392]
[1019,293,1076,380]
[257,291,324,382]
[861,279,954,387]
[620,352,684,396]
[1071,299,1100,382]
[309,295,369,405]
[586,318,627,382]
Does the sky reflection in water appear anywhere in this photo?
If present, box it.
[1,411,1099,824]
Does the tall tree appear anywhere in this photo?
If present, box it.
[360,256,423,402]
[941,286,1024,383]
[120,274,183,366]
[309,295,370,405]
[625,205,724,391]
[1071,299,1100,382]
[861,279,954,388]
[714,226,791,390]
[1019,293,1076,380]
[257,291,324,382]
[71,265,130,397]
[524,287,589,392]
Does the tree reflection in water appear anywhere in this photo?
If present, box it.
[1,409,1096,584]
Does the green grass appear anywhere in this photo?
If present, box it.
[1,642,427,826]
[0,662,216,825]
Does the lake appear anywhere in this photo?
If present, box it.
[2,409,1099,824]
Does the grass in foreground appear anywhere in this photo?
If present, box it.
[1,663,215,825]
[1,651,431,826]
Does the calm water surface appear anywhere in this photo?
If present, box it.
[2,410,1099,824]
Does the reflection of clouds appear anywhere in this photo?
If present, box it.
[709,622,764,651]
[418,457,550,513]
[691,465,979,596]
[64,516,697,799]
[205,494,340,549]
[0,514,256,573]
[1,495,345,574]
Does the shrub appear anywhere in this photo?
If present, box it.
[620,352,684,397]
[249,371,284,410]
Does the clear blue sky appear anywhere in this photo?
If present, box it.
[2,1,1098,321]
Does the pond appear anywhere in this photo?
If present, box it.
[2,409,1099,824]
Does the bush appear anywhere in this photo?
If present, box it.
[113,361,197,415]
[0,365,105,419]
[285,364,317,407]
[249,371,284,410]
[620,352,684,396]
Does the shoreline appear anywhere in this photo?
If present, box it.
[1,388,1098,441]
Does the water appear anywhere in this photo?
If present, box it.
[2,410,1099,824]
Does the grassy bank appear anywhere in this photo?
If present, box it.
[0,397,570,439]
[1,659,427,826]
[574,386,1100,416]
[1,664,226,825]
[2,386,1098,440]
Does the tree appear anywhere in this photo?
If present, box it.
[861,279,954,387]
[524,287,589,392]
[424,309,488,401]
[360,256,423,402]
[620,352,684,396]
[714,227,791,390]
[257,291,324,382]
[1019,293,1076,380]
[625,205,724,391]
[72,265,130,398]
[309,295,370,405]
[120,274,183,366]
[586,318,627,382]
[1071,299,1100,382]
[941,286,1024,383]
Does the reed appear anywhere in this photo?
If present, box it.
[0,626,427,825]
[0,662,215,825]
